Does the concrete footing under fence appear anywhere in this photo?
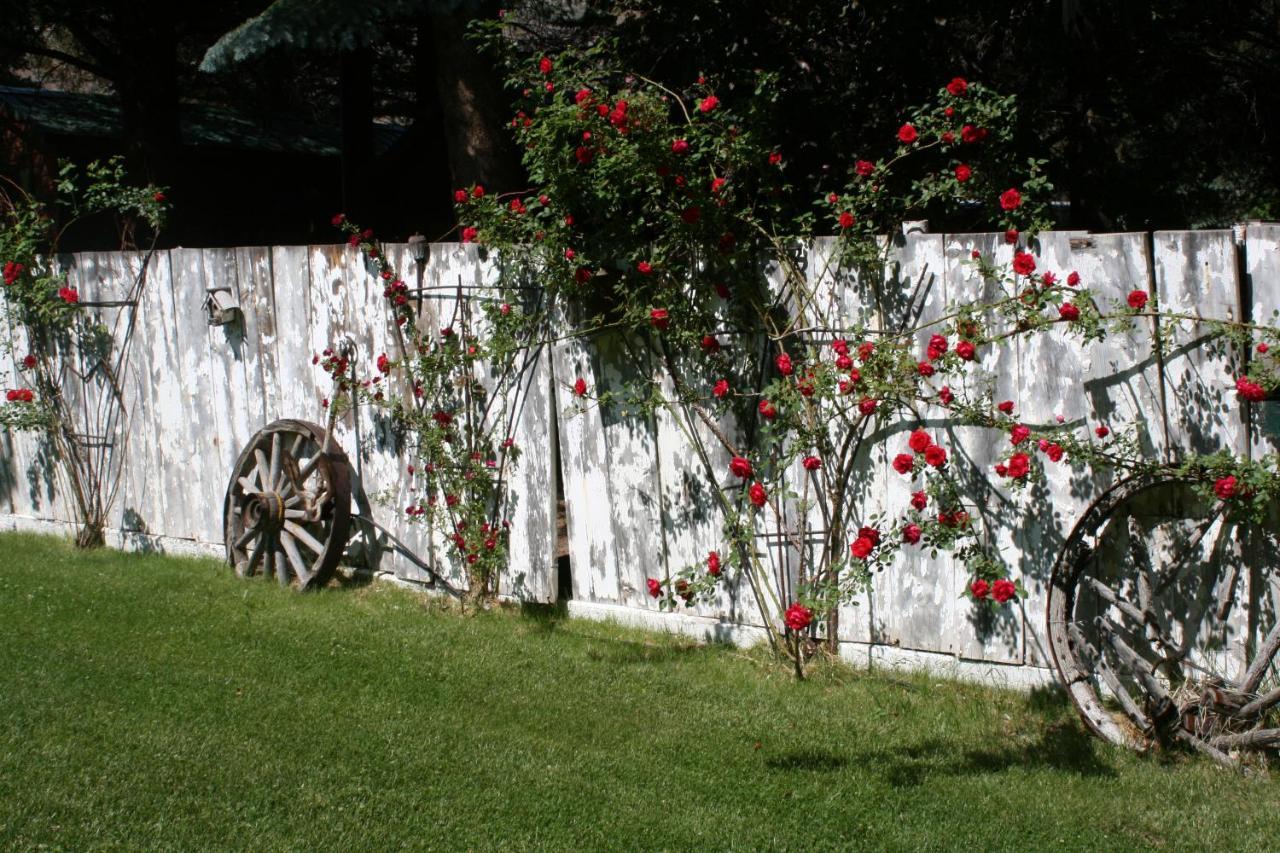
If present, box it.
[0,512,1058,693]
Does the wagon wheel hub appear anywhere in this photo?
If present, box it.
[246,491,288,534]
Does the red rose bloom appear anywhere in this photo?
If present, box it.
[1006,452,1031,480]
[1012,251,1036,276]
[768,151,783,166]
[992,579,1017,603]
[938,386,954,405]
[970,579,991,599]
[749,482,768,507]
[927,334,948,360]
[897,123,918,144]
[671,138,690,155]
[997,400,1015,415]
[1059,303,1080,321]
[924,445,948,468]
[637,261,653,275]
[909,429,932,454]
[539,56,553,74]
[918,361,935,377]
[1046,443,1064,463]
[954,163,972,182]
[946,77,968,96]
[1095,425,1110,438]
[956,340,976,360]
[461,226,478,243]
[911,490,928,510]
[850,536,874,559]
[1236,377,1266,402]
[758,399,777,419]
[1067,271,1081,286]
[802,455,821,471]
[1010,424,1031,445]
[999,188,1023,211]
[1214,475,1238,500]
[649,308,670,330]
[855,160,875,177]
[730,456,753,479]
[1127,290,1149,310]
[699,95,720,113]
[573,377,587,397]
[59,287,79,304]
[647,578,662,598]
[707,551,722,576]
[903,523,922,544]
[713,379,730,398]
[893,453,915,475]
[700,335,721,354]
[21,355,37,369]
[835,354,853,370]
[775,353,794,376]
[1257,343,1269,354]
[859,397,878,416]
[784,602,813,631]
[838,211,855,229]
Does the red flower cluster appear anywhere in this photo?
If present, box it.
[649,308,670,330]
[996,452,1031,480]
[707,550,721,576]
[21,354,37,369]
[1012,251,1036,276]
[946,77,968,96]
[58,287,79,304]
[647,578,662,598]
[1236,377,1267,402]
[999,188,1022,211]
[749,482,768,507]
[849,526,880,560]
[730,456,753,479]
[4,261,25,285]
[713,379,729,398]
[573,377,587,397]
[5,389,34,403]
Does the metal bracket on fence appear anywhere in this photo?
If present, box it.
[78,299,139,308]
[69,432,113,449]
[1069,236,1096,250]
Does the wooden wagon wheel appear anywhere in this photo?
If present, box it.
[223,419,352,590]
[1047,472,1280,766]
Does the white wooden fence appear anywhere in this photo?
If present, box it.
[3,226,1278,685]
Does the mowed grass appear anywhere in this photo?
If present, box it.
[1,533,1277,850]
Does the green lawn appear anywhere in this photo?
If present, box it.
[1,533,1277,850]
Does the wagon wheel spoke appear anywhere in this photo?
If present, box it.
[269,432,282,491]
[280,531,312,586]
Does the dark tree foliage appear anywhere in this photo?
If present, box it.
[513,0,1280,230]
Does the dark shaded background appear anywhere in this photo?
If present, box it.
[2,1,1277,248]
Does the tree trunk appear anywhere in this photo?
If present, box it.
[429,8,522,193]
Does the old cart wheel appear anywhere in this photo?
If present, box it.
[1048,472,1280,766]
[223,419,352,590]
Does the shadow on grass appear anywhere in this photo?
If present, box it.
[765,750,849,772]
[838,722,1117,787]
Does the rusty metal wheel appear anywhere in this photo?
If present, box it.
[1048,472,1280,767]
[223,419,351,590]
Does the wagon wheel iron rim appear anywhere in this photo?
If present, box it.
[1047,471,1280,767]
[223,419,352,590]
